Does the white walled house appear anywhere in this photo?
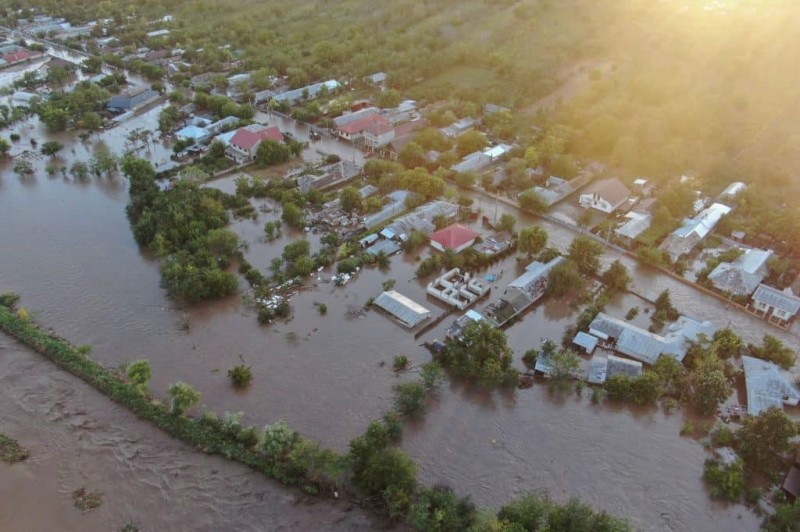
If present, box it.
[579,178,630,213]
[751,284,800,325]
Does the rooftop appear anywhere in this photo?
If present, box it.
[229,125,282,150]
[581,177,630,207]
[430,224,480,250]
[752,284,800,315]
[373,290,431,328]
[708,248,772,296]
[742,355,800,416]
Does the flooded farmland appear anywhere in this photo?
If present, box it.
[1,108,796,531]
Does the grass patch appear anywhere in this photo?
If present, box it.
[0,433,30,464]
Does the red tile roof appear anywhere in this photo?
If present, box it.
[2,50,33,64]
[338,114,391,135]
[230,126,282,150]
[430,224,480,250]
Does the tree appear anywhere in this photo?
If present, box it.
[630,371,662,405]
[635,246,664,267]
[408,487,476,532]
[158,105,180,134]
[339,186,362,213]
[398,141,426,169]
[81,111,103,135]
[703,459,745,501]
[393,381,426,416]
[712,328,744,359]
[441,320,518,388]
[420,361,444,390]
[282,202,305,228]
[517,226,548,257]
[567,235,604,276]
[601,259,631,293]
[735,406,797,473]
[689,352,730,415]
[518,190,549,214]
[40,141,63,157]
[256,140,291,167]
[168,382,201,415]
[763,499,800,532]
[262,420,297,459]
[282,239,310,262]
[653,289,679,322]
[546,261,585,298]
[549,349,580,390]
[496,213,516,234]
[651,355,685,396]
[126,359,152,393]
[46,66,69,89]
[0,138,11,158]
[749,334,795,369]
[604,374,632,401]
[354,447,416,499]
[455,130,487,158]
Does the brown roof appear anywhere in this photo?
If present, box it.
[230,126,282,150]
[783,466,800,498]
[339,114,391,135]
[583,178,630,207]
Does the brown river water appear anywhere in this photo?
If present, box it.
[1,58,797,529]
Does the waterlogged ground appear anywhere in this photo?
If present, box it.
[1,94,796,530]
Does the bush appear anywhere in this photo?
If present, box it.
[703,459,745,501]
[393,382,426,416]
[168,382,201,415]
[262,420,298,459]
[317,303,327,315]
[228,364,253,388]
[409,486,477,531]
[126,359,152,393]
[393,354,410,371]
[420,361,444,390]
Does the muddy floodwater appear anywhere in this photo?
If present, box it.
[1,111,796,530]
[0,336,380,531]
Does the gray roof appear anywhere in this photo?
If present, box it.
[373,290,430,328]
[108,88,159,111]
[581,178,630,208]
[606,354,643,379]
[366,239,401,256]
[660,203,732,260]
[573,331,598,353]
[384,200,458,237]
[587,356,608,384]
[615,211,652,240]
[752,284,800,316]
[588,312,717,365]
[742,355,800,416]
[708,249,772,296]
[272,80,340,103]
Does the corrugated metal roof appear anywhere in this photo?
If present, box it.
[615,211,652,240]
[708,249,772,296]
[573,331,598,353]
[752,284,800,315]
[373,290,430,328]
[587,356,608,384]
[742,355,800,416]
[366,239,401,256]
[607,354,643,378]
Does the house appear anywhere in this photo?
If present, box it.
[484,103,511,115]
[337,113,391,142]
[272,80,340,105]
[107,87,160,113]
[363,190,411,228]
[572,331,598,355]
[44,57,75,70]
[429,224,480,253]
[481,257,565,326]
[607,355,643,379]
[720,181,747,200]
[366,239,401,257]
[382,200,459,239]
[483,144,512,161]
[146,29,170,38]
[441,117,476,138]
[579,178,630,213]
[452,151,492,174]
[333,107,380,128]
[372,290,431,328]
[473,234,512,256]
[588,312,717,365]
[225,125,283,164]
[363,120,396,149]
[367,72,387,85]
[615,210,653,246]
[446,309,486,339]
[175,124,210,143]
[751,284,800,324]
[659,203,732,262]
[1,50,35,65]
[296,161,362,192]
[741,355,800,416]
[587,356,608,384]
[708,249,772,296]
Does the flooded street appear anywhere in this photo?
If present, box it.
[0,336,380,531]
[0,110,795,530]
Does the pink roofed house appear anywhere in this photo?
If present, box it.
[337,114,392,142]
[225,125,283,164]
[430,224,480,254]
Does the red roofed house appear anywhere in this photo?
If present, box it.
[363,120,395,149]
[430,224,480,254]
[338,114,391,143]
[2,50,34,65]
[225,124,283,164]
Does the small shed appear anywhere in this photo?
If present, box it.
[359,234,379,248]
[587,356,608,384]
[366,239,401,256]
[572,332,598,355]
[373,290,431,328]
[606,355,643,379]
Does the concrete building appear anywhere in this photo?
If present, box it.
[427,269,490,310]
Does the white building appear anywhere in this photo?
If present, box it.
[751,284,800,324]
[579,178,630,213]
